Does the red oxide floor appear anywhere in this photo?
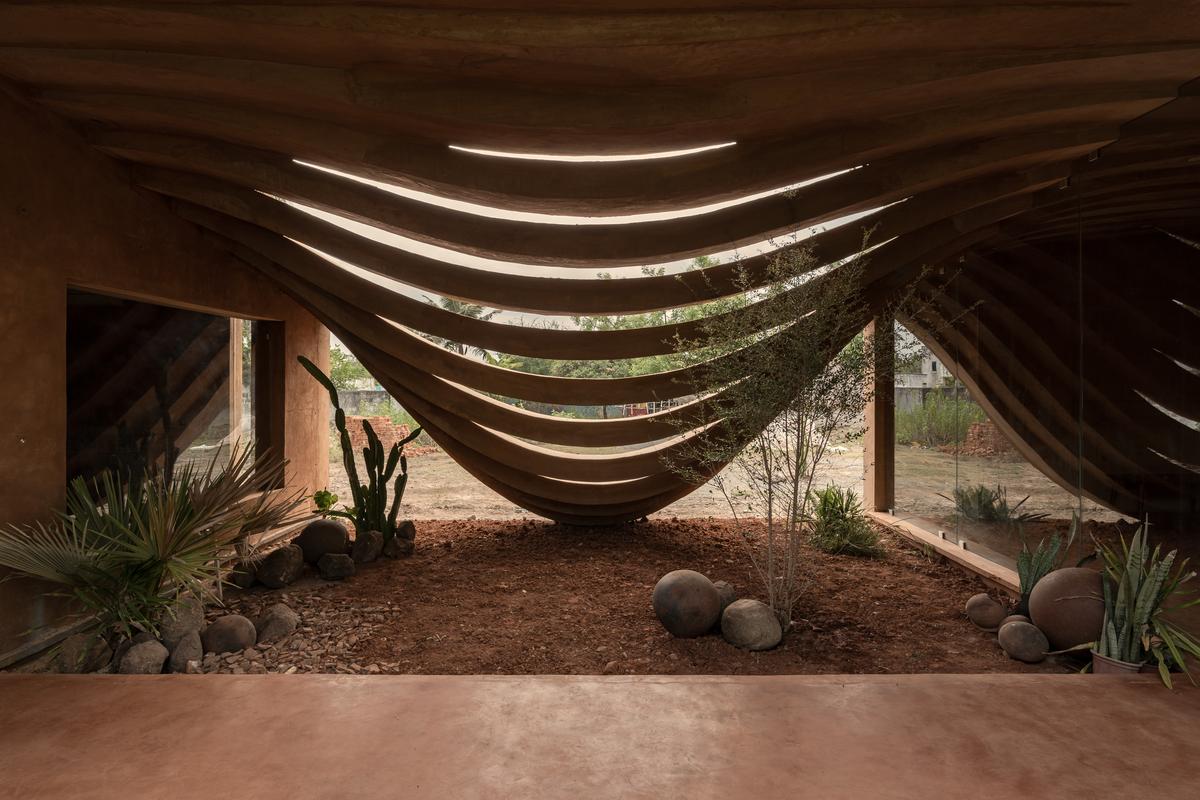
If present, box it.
[0,673,1195,799]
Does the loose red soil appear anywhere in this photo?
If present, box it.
[228,518,1071,676]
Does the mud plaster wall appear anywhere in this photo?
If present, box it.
[0,85,328,659]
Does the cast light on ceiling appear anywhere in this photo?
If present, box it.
[447,142,737,162]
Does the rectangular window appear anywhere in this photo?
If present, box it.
[66,289,262,484]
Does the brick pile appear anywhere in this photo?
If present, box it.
[958,420,1016,457]
[342,416,435,456]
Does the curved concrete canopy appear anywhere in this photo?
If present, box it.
[2,2,1197,523]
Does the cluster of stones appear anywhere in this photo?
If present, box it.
[236,518,417,590]
[201,596,404,675]
[54,518,418,675]
[56,598,301,675]
[965,567,1105,664]
[651,569,782,651]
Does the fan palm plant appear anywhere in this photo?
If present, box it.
[0,444,305,647]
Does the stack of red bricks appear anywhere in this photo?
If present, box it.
[343,416,412,453]
[959,420,1016,457]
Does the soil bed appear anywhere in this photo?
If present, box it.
[217,519,1070,676]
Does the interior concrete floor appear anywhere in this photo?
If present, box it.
[0,673,1195,799]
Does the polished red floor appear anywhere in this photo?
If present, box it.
[0,673,1195,799]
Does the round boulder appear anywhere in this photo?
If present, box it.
[1001,614,1031,628]
[383,520,417,559]
[202,614,257,654]
[712,580,738,618]
[351,530,384,564]
[255,603,299,644]
[118,639,169,674]
[318,553,356,581]
[1028,567,1104,650]
[720,599,783,651]
[295,519,349,564]
[256,543,304,589]
[56,632,112,674]
[652,570,721,638]
[168,631,203,673]
[965,593,1007,630]
[228,560,257,589]
[158,595,204,651]
[998,621,1050,664]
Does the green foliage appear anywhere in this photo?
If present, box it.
[313,489,338,513]
[300,355,421,543]
[894,391,986,448]
[808,486,882,557]
[1015,515,1082,612]
[493,258,747,384]
[0,445,304,645]
[949,484,1048,525]
[1095,522,1200,687]
[662,242,897,624]
[329,344,373,390]
[423,297,499,361]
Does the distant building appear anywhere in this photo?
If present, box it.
[895,347,951,389]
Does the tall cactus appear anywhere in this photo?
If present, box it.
[298,356,421,544]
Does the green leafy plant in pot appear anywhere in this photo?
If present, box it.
[299,355,421,547]
[1090,522,1200,686]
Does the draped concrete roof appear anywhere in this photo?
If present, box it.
[3,2,1198,522]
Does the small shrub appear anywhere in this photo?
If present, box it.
[808,486,883,557]
[895,392,986,448]
[949,484,1047,524]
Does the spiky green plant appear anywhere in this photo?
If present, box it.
[947,484,1048,525]
[808,486,882,557]
[1014,514,1083,615]
[1094,521,1200,687]
[0,444,304,646]
[299,355,420,544]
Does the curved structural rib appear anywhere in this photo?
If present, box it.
[3,2,1197,524]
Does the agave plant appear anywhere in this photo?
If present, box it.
[807,485,882,558]
[1014,513,1087,614]
[1094,521,1200,687]
[946,484,1049,525]
[0,444,304,646]
[299,355,420,544]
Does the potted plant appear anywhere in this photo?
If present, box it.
[1090,522,1200,686]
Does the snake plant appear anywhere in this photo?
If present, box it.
[1095,521,1200,687]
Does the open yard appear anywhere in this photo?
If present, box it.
[209,519,1069,676]
[327,444,1124,523]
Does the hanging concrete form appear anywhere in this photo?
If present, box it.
[0,2,1197,608]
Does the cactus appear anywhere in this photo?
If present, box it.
[298,356,421,544]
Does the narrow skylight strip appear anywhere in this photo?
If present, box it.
[276,193,887,283]
[1137,390,1200,432]
[448,141,736,162]
[1148,448,1200,476]
[1153,348,1200,377]
[295,159,858,225]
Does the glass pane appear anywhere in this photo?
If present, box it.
[66,289,250,482]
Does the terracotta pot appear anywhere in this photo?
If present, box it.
[1091,650,1145,675]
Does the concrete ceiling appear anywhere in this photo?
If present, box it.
[2,2,1197,523]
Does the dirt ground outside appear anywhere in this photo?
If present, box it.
[325,442,1122,523]
[213,519,1069,676]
